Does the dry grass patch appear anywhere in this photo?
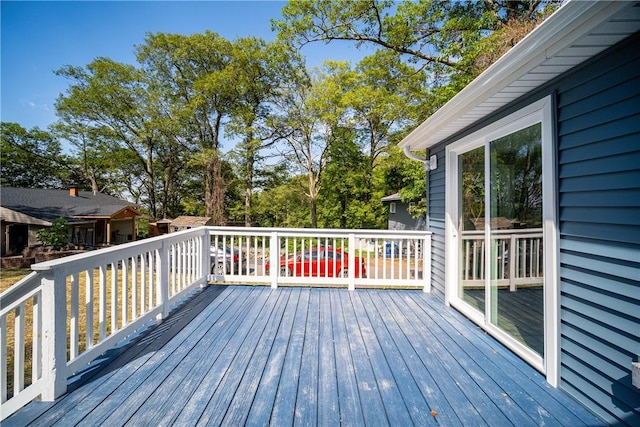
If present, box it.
[2,266,167,396]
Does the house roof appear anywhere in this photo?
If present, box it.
[170,216,213,227]
[0,187,139,224]
[381,193,402,202]
[399,1,640,150]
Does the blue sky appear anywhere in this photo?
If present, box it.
[1,1,372,132]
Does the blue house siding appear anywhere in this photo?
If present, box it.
[427,146,446,300]
[420,31,640,424]
[555,33,640,425]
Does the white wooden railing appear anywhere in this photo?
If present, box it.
[1,226,431,419]
[461,228,543,290]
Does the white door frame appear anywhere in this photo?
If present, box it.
[444,96,559,386]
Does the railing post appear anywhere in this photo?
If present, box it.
[270,231,279,289]
[423,234,432,293]
[40,269,67,401]
[157,241,170,320]
[202,230,211,286]
[348,233,356,291]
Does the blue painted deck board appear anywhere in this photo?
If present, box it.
[5,286,604,427]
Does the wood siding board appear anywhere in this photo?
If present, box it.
[560,189,640,207]
[562,279,639,320]
[559,151,640,177]
[559,97,640,136]
[559,114,640,145]
[561,299,638,351]
[559,133,640,164]
[562,327,639,386]
[557,55,640,108]
[564,348,640,425]
[560,221,640,244]
[558,78,640,122]
[559,170,640,192]
[560,206,640,225]
[560,360,637,426]
[560,236,640,263]
[560,252,640,292]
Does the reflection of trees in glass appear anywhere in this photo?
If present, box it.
[490,123,542,227]
[461,146,485,230]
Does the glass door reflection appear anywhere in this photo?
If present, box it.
[489,123,544,356]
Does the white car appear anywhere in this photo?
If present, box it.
[210,245,240,274]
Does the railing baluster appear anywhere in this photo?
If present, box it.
[110,265,118,328]
[32,292,41,383]
[132,256,138,321]
[85,269,94,348]
[1,316,7,404]
[122,259,129,327]
[99,265,107,341]
[14,303,25,394]
[70,273,79,359]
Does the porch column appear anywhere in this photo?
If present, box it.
[106,221,111,245]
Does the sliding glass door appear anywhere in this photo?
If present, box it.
[449,99,554,372]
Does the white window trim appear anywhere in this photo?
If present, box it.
[389,202,397,214]
[445,95,559,386]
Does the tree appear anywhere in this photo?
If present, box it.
[137,31,235,225]
[225,38,305,226]
[274,0,559,106]
[273,62,349,228]
[0,122,75,189]
[55,58,163,219]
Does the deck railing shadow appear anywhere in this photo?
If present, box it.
[65,285,227,394]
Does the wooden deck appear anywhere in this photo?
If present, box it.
[5,286,602,426]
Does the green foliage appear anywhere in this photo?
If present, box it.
[7,1,556,230]
[37,217,70,251]
[1,122,77,189]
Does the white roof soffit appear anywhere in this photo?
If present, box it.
[400,0,640,150]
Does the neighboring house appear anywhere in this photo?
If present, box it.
[400,2,639,424]
[169,216,214,232]
[1,187,140,256]
[381,193,425,230]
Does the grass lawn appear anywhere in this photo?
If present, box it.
[0,268,32,292]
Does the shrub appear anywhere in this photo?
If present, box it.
[37,217,70,251]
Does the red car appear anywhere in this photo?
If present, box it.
[266,247,366,278]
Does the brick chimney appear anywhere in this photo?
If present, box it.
[70,188,79,197]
